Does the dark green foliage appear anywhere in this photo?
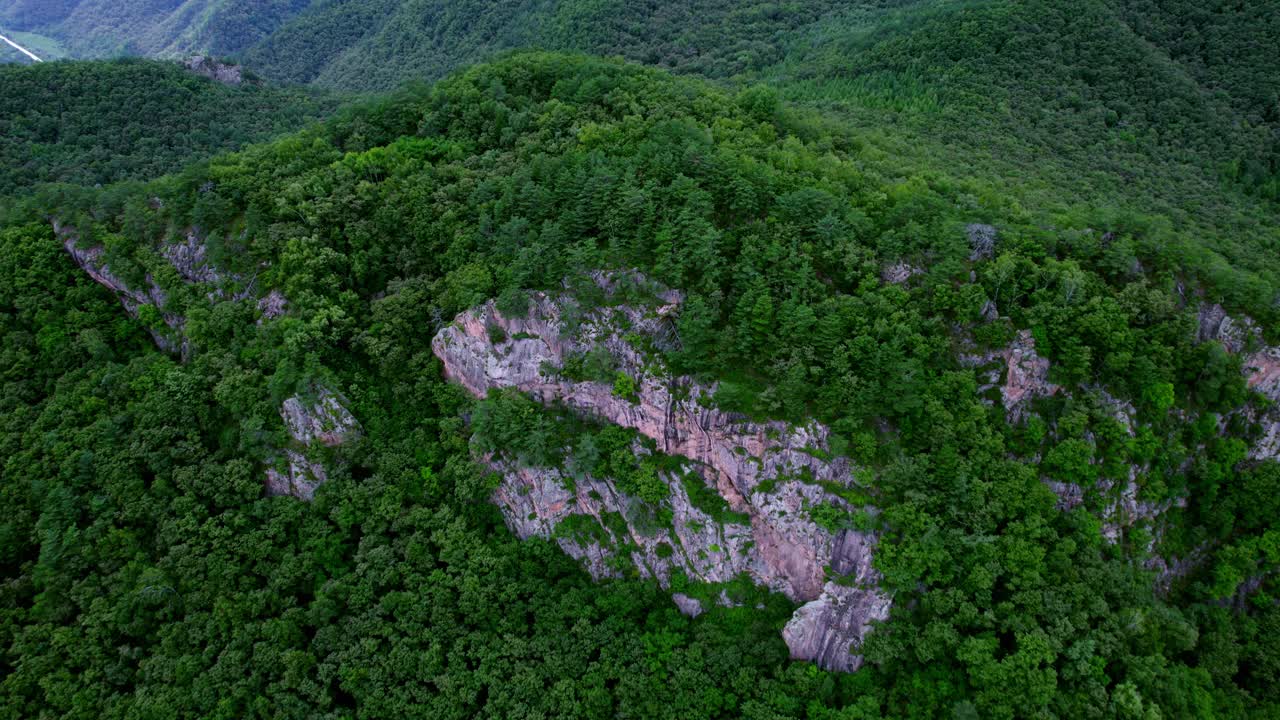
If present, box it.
[240,0,871,90]
[2,28,1280,719]
[0,59,340,195]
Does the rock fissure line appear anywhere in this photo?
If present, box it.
[431,277,892,671]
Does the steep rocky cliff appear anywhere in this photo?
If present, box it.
[56,221,187,354]
[57,221,358,499]
[183,56,246,85]
[55,222,258,352]
[962,302,1279,588]
[1199,303,1280,461]
[266,386,363,500]
[432,275,891,671]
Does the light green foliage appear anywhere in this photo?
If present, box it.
[680,472,750,526]
[611,370,639,403]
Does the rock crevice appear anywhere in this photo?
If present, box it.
[57,221,356,500]
[432,278,891,671]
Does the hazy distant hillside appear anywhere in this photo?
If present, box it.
[0,0,312,58]
[241,0,891,90]
[240,0,1280,207]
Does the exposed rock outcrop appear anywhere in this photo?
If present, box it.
[1099,472,1185,544]
[1001,330,1058,422]
[55,220,357,500]
[966,223,997,261]
[183,55,245,85]
[490,459,757,585]
[265,451,329,501]
[56,222,274,352]
[1198,303,1280,460]
[881,262,922,285]
[671,593,705,617]
[782,531,891,672]
[258,290,288,321]
[433,276,891,671]
[56,221,187,354]
[961,328,1059,422]
[267,386,362,501]
[281,387,361,448]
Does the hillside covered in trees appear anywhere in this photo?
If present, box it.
[0,58,341,195]
[8,1,1276,256]
[1,2,1280,719]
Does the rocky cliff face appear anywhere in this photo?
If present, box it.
[961,328,1058,423]
[56,222,260,348]
[490,459,757,585]
[57,221,358,500]
[963,303,1277,588]
[432,276,891,671]
[56,221,188,355]
[266,386,362,501]
[1000,330,1059,422]
[183,56,245,85]
[963,323,1182,546]
[1198,302,1280,460]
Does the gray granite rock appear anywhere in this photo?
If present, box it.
[434,276,891,671]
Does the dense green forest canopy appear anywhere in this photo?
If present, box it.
[0,0,312,58]
[2,1,1280,718]
[3,51,1280,718]
[0,58,342,195]
[7,0,1276,280]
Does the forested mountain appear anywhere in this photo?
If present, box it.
[240,0,878,90]
[9,0,1275,254]
[0,0,312,58]
[0,59,341,195]
[2,2,1280,719]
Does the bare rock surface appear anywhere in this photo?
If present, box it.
[959,328,1059,423]
[258,290,289,320]
[56,220,353,500]
[672,593,704,618]
[265,451,329,501]
[1197,303,1280,460]
[881,262,922,284]
[1099,473,1185,544]
[783,581,892,672]
[282,386,361,447]
[56,221,186,354]
[183,55,244,85]
[783,530,890,671]
[433,275,891,671]
[490,459,757,585]
[1001,330,1058,421]
[56,221,284,352]
[267,387,362,501]
[966,223,997,261]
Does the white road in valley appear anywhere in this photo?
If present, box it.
[0,31,42,62]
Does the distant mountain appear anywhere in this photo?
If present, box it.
[0,0,313,58]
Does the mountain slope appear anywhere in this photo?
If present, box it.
[234,0,1280,275]
[240,0,893,90]
[0,0,314,58]
[0,58,341,195]
[4,53,1280,717]
[1,3,1280,718]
